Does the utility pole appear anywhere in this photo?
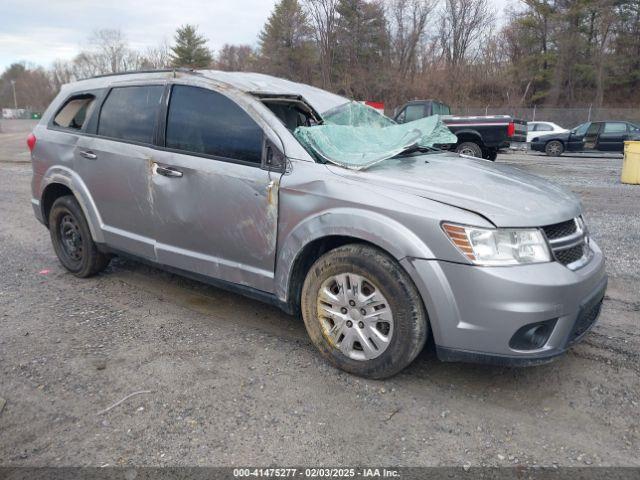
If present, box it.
[10,80,17,109]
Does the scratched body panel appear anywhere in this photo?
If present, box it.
[150,148,280,292]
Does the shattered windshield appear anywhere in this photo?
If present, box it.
[293,101,457,170]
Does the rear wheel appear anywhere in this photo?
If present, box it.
[545,140,564,156]
[49,195,110,277]
[301,244,428,379]
[483,148,498,161]
[456,141,483,158]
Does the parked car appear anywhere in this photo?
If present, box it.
[526,121,568,143]
[29,70,606,378]
[393,99,528,160]
[531,120,640,156]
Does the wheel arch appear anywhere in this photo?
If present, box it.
[454,129,484,147]
[274,209,435,313]
[39,166,104,242]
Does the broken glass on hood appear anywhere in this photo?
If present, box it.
[293,101,458,170]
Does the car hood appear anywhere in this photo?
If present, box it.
[535,131,571,142]
[326,153,581,227]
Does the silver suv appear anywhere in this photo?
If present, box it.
[29,70,607,378]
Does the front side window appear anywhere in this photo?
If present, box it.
[54,95,95,130]
[404,104,424,122]
[98,85,164,144]
[586,122,601,136]
[573,122,590,136]
[166,85,263,164]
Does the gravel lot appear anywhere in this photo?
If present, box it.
[1,119,638,467]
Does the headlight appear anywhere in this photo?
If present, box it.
[442,223,551,266]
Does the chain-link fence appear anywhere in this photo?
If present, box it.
[452,106,640,129]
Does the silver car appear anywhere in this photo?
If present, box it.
[29,70,607,378]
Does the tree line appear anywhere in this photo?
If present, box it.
[2,0,639,113]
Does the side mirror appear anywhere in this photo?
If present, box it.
[262,137,286,173]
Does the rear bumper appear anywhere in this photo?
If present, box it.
[530,142,545,152]
[31,198,44,225]
[402,240,607,364]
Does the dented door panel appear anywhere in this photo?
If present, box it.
[74,135,157,260]
[149,150,280,292]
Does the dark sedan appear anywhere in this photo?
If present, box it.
[531,120,640,156]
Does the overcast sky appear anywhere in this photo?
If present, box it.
[0,0,513,71]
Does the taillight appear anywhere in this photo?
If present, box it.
[507,122,515,137]
[27,133,36,152]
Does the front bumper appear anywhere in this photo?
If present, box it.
[530,141,545,152]
[401,240,607,365]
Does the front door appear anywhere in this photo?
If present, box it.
[150,84,281,293]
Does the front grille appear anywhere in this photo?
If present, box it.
[568,299,603,344]
[542,219,577,240]
[555,245,584,266]
[541,217,590,269]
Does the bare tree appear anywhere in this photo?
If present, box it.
[388,0,436,78]
[90,29,129,74]
[304,0,339,87]
[140,40,172,69]
[438,0,494,67]
[216,44,258,71]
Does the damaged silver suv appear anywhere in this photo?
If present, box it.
[30,70,607,378]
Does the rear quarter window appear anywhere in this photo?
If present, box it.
[53,95,95,130]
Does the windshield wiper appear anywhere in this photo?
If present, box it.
[393,145,443,158]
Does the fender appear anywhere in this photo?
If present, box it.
[274,207,436,302]
[39,165,105,243]
[452,128,483,143]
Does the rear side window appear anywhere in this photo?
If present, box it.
[98,85,164,144]
[166,85,263,164]
[603,122,627,133]
[54,95,95,130]
[536,123,553,132]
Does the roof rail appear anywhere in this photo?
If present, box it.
[88,67,201,80]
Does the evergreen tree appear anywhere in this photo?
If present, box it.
[334,0,389,99]
[258,0,316,82]
[170,24,213,68]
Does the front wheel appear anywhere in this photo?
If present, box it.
[301,244,428,379]
[545,140,564,156]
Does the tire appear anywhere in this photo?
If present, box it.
[301,244,428,379]
[483,148,498,161]
[545,140,564,156]
[49,195,110,277]
[456,141,483,158]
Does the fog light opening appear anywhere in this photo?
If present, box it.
[509,319,557,351]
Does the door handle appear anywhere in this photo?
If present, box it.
[79,150,97,160]
[154,163,183,178]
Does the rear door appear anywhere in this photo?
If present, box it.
[75,83,164,259]
[149,84,281,292]
[597,122,628,151]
